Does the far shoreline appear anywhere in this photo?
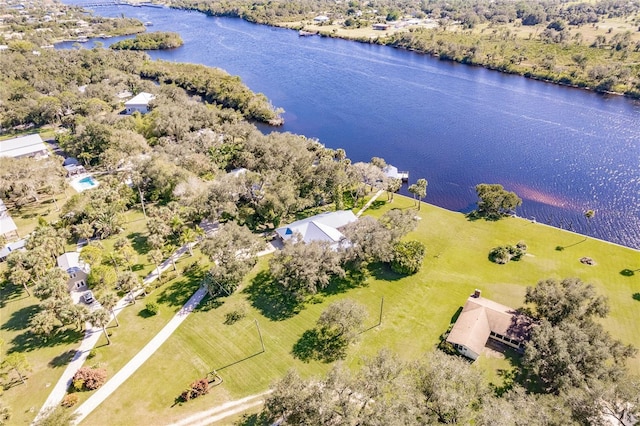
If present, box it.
[166,4,640,101]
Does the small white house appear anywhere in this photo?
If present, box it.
[313,15,330,23]
[57,252,90,292]
[275,210,357,249]
[124,92,155,114]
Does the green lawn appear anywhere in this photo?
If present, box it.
[0,283,85,425]
[0,206,183,424]
[82,194,640,425]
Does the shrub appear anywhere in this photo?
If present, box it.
[87,349,97,359]
[72,367,107,391]
[489,242,527,264]
[145,302,159,316]
[180,378,209,402]
[61,394,79,408]
[391,240,426,274]
[224,303,248,325]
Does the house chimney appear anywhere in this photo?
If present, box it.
[473,289,481,298]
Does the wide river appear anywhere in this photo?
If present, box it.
[60,3,640,250]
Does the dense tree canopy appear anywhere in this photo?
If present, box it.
[523,277,637,394]
[110,32,184,50]
[474,183,522,219]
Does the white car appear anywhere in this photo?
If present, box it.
[82,291,95,304]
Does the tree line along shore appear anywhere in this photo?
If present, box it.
[169,0,640,98]
[1,2,639,425]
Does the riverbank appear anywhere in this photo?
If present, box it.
[168,4,640,100]
[52,2,640,249]
[74,194,640,425]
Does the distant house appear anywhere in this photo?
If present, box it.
[382,164,409,181]
[275,210,357,249]
[446,290,532,361]
[124,92,155,114]
[372,23,390,30]
[57,252,90,292]
[0,239,26,262]
[0,199,19,242]
[313,15,330,23]
[0,134,49,159]
[62,157,86,177]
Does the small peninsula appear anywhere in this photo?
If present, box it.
[110,31,184,50]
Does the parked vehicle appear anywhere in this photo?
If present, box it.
[82,291,95,304]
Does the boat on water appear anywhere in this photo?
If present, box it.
[144,21,153,26]
[298,30,316,37]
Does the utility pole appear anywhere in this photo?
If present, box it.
[378,296,384,327]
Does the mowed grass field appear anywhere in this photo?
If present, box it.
[82,194,640,425]
[0,207,186,425]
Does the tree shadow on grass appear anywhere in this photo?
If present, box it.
[243,271,301,321]
[633,293,640,302]
[0,283,27,308]
[555,238,587,251]
[128,232,150,255]
[0,305,39,332]
[194,295,224,312]
[48,349,78,368]
[367,262,405,282]
[235,413,270,426]
[156,268,204,308]
[2,377,25,391]
[368,200,386,210]
[292,329,347,363]
[137,308,155,318]
[9,327,84,354]
[319,269,368,297]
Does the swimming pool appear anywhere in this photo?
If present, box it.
[70,175,99,192]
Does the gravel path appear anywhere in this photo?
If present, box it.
[169,391,272,426]
[71,286,208,424]
[33,222,219,424]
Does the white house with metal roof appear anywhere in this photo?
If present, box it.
[124,92,155,114]
[0,199,19,242]
[275,210,357,249]
[0,134,49,159]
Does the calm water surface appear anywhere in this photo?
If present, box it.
[60,3,640,249]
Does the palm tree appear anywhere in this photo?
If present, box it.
[386,178,402,202]
[179,227,197,256]
[117,271,142,304]
[88,308,112,345]
[9,267,31,297]
[73,222,94,244]
[408,178,428,210]
[148,249,164,280]
[100,291,120,327]
[6,251,33,296]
